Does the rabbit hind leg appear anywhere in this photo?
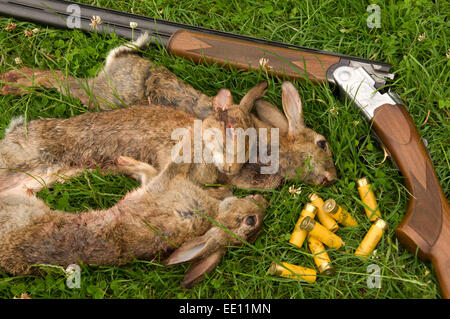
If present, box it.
[1,67,67,95]
[115,156,158,185]
[0,165,84,196]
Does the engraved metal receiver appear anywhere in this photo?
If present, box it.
[332,65,450,299]
[332,65,400,120]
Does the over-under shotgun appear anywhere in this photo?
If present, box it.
[0,0,448,297]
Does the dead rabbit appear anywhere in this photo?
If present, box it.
[0,137,266,288]
[0,79,268,196]
[1,32,337,188]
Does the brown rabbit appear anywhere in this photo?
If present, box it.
[220,82,337,188]
[1,32,213,117]
[0,150,266,288]
[0,81,268,196]
[0,33,336,188]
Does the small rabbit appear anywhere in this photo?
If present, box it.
[220,81,336,188]
[0,33,336,187]
[0,81,268,196]
[1,32,213,117]
[0,150,267,288]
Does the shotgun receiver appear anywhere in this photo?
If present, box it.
[0,0,448,297]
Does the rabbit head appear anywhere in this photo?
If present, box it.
[165,194,266,288]
[201,82,267,175]
[255,81,337,185]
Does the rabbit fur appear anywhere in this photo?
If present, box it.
[0,148,266,288]
[0,32,336,188]
[0,80,268,197]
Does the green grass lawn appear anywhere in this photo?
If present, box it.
[0,0,448,299]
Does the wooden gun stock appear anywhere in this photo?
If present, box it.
[372,104,450,298]
[168,30,450,297]
[167,30,340,82]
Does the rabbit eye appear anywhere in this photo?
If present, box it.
[317,140,327,150]
[245,215,257,226]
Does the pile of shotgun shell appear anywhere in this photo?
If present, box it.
[269,177,388,284]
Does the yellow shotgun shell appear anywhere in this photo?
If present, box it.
[289,203,317,248]
[323,199,358,227]
[307,236,335,276]
[355,219,388,259]
[300,216,344,249]
[308,193,339,232]
[357,177,382,221]
[269,262,317,284]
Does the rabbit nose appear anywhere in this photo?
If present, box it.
[320,171,336,186]
[321,176,336,186]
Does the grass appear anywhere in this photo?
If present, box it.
[0,0,448,299]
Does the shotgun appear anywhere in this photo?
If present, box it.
[0,0,448,297]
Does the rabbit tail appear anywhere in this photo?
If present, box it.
[104,32,150,69]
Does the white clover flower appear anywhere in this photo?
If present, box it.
[5,22,17,31]
[130,22,138,29]
[329,106,339,115]
[288,185,302,197]
[14,57,22,64]
[259,57,272,71]
[90,16,102,29]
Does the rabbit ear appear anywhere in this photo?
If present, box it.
[165,227,226,265]
[255,99,289,135]
[239,81,268,113]
[181,248,226,288]
[213,89,234,111]
[281,81,305,136]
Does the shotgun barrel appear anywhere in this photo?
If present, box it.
[0,0,393,85]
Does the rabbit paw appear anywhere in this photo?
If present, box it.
[1,68,33,95]
[115,156,158,184]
